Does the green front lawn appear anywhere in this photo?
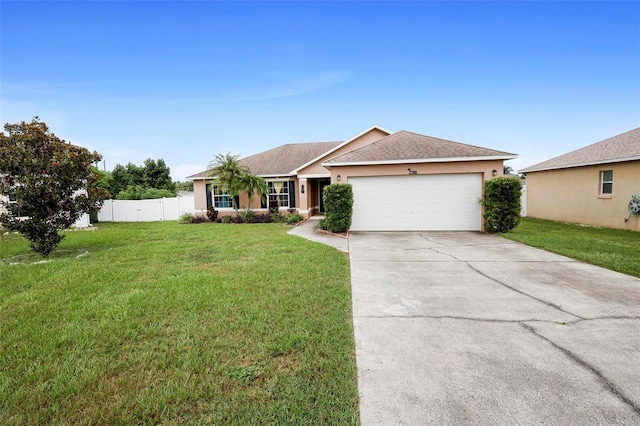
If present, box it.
[501,218,640,278]
[0,222,358,424]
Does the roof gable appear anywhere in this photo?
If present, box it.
[323,130,516,165]
[520,127,640,173]
[292,125,391,174]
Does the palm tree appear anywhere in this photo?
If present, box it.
[208,153,248,210]
[237,173,268,211]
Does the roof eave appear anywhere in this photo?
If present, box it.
[520,155,640,173]
[186,172,294,181]
[323,155,518,167]
[256,173,296,178]
[289,125,391,174]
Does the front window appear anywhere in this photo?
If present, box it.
[212,184,232,208]
[600,170,613,195]
[267,180,289,208]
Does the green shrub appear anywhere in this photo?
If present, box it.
[286,213,304,225]
[116,185,144,200]
[241,209,256,221]
[323,184,353,233]
[179,212,194,224]
[272,214,285,223]
[481,176,522,233]
[190,215,210,224]
[221,215,233,224]
[140,187,176,199]
[116,186,176,200]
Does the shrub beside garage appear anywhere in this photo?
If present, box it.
[321,184,353,234]
[481,176,522,233]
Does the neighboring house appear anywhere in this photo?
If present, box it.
[187,125,516,231]
[0,191,90,228]
[520,127,640,231]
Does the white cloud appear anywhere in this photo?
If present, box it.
[170,164,206,181]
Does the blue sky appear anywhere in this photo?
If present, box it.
[2,1,639,180]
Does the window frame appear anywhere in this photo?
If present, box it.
[600,170,613,195]
[266,180,290,209]
[211,184,233,209]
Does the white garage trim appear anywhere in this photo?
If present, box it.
[349,174,483,231]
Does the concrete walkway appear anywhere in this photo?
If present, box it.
[349,232,640,425]
[287,216,348,253]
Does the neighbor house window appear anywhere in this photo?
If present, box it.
[600,170,613,195]
[267,180,289,208]
[212,184,232,208]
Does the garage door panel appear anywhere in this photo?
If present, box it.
[349,174,482,231]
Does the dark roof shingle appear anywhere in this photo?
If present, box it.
[324,130,515,164]
[187,141,341,179]
[520,127,640,173]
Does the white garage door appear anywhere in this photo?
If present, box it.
[349,174,483,231]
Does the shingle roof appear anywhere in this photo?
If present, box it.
[520,127,640,173]
[186,141,342,179]
[323,130,516,165]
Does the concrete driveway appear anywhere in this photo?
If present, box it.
[349,232,640,425]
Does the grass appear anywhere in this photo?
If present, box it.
[501,218,640,278]
[0,222,358,424]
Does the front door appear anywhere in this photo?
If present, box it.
[318,179,331,213]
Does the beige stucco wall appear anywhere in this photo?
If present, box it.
[193,180,208,214]
[525,160,640,231]
[193,177,300,217]
[297,127,390,176]
[327,160,504,182]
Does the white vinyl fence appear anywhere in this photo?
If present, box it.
[98,196,195,222]
[521,185,527,217]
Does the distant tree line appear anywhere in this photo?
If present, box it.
[93,159,179,200]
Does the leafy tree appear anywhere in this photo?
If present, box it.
[0,118,105,256]
[110,158,176,199]
[90,167,113,199]
[503,165,514,175]
[142,158,176,192]
[208,153,249,211]
[111,162,143,195]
